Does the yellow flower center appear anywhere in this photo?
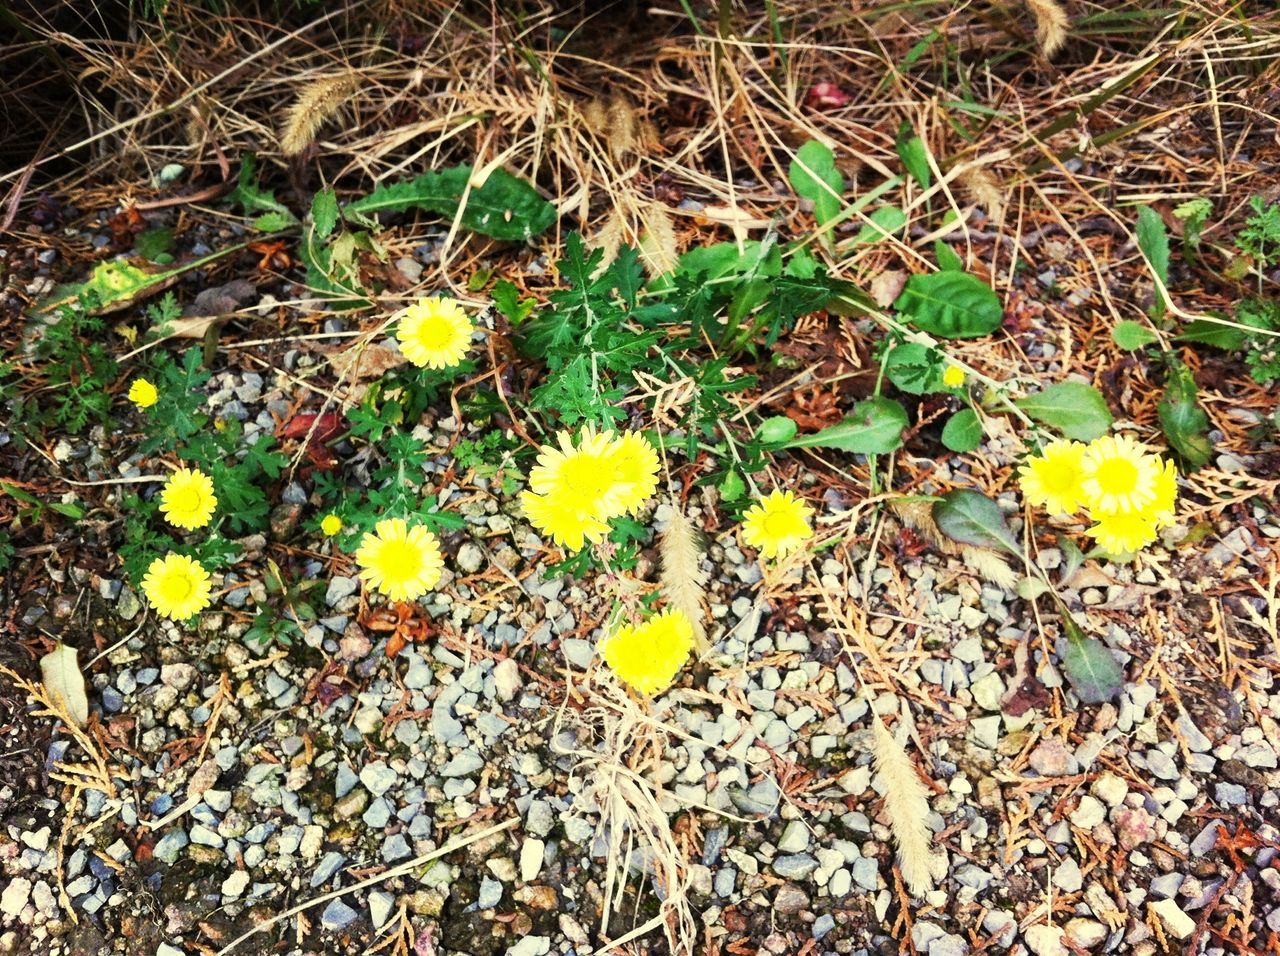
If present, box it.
[558,454,613,501]
[378,540,422,579]
[414,317,455,350]
[1095,458,1138,495]
[161,572,193,601]
[763,511,796,537]
[171,486,202,513]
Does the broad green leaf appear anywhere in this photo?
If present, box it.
[883,342,943,395]
[252,211,298,232]
[941,408,982,452]
[784,397,908,455]
[896,123,932,189]
[894,271,1003,339]
[854,206,906,244]
[1014,382,1113,441]
[934,240,964,271]
[756,416,798,445]
[1059,613,1124,704]
[311,187,339,240]
[136,228,174,263]
[345,166,554,241]
[789,140,844,227]
[1112,320,1157,351]
[40,643,89,726]
[932,489,1019,555]
[1158,357,1212,470]
[1136,206,1170,319]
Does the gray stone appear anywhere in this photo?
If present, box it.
[320,898,359,930]
[477,877,503,909]
[441,751,485,778]
[773,883,809,915]
[360,761,397,796]
[326,576,359,606]
[311,852,346,887]
[772,854,819,880]
[777,820,810,854]
[526,800,554,837]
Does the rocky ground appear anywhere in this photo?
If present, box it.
[2,320,1279,955]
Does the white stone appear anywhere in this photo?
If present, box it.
[1151,899,1196,939]
[1023,924,1067,956]
[1,878,31,918]
[520,837,545,882]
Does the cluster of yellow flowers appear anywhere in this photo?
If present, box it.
[520,427,660,551]
[601,609,695,695]
[1019,434,1178,555]
[140,466,220,621]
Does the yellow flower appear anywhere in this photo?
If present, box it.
[1018,440,1087,517]
[603,431,659,516]
[1087,511,1160,556]
[320,514,343,536]
[520,490,610,552]
[142,554,213,621]
[355,518,444,602]
[528,428,620,513]
[601,609,695,696]
[942,365,966,388]
[159,467,218,530]
[1079,434,1160,515]
[396,297,473,369]
[740,489,814,560]
[128,378,158,408]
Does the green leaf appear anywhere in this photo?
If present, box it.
[896,123,932,189]
[1176,318,1245,349]
[1112,320,1157,351]
[789,140,844,227]
[932,489,1019,555]
[1136,205,1170,319]
[934,240,964,271]
[719,470,745,501]
[941,408,982,452]
[311,187,339,240]
[894,271,1003,339]
[345,166,554,241]
[1158,357,1212,470]
[882,342,943,395]
[1059,613,1124,704]
[1014,382,1113,441]
[854,206,906,244]
[783,397,908,455]
[491,278,535,324]
[252,211,298,232]
[756,416,798,446]
[136,228,174,263]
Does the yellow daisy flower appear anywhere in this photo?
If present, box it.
[142,554,213,621]
[1079,434,1161,515]
[528,428,626,519]
[601,609,695,696]
[159,467,218,530]
[128,378,158,408]
[740,489,815,560]
[1087,511,1160,556]
[604,431,659,516]
[520,490,610,552]
[355,518,444,602]
[396,297,473,369]
[320,514,343,536]
[1018,440,1087,517]
[942,365,966,388]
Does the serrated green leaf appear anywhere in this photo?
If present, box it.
[311,187,339,239]
[854,206,906,244]
[492,278,535,324]
[789,140,844,227]
[1015,382,1113,441]
[719,470,746,501]
[941,408,982,452]
[1059,613,1124,703]
[252,211,298,232]
[894,271,1003,339]
[1112,320,1157,351]
[1137,206,1170,319]
[882,342,943,395]
[932,489,1019,555]
[783,397,908,455]
[1158,357,1212,470]
[345,165,554,241]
